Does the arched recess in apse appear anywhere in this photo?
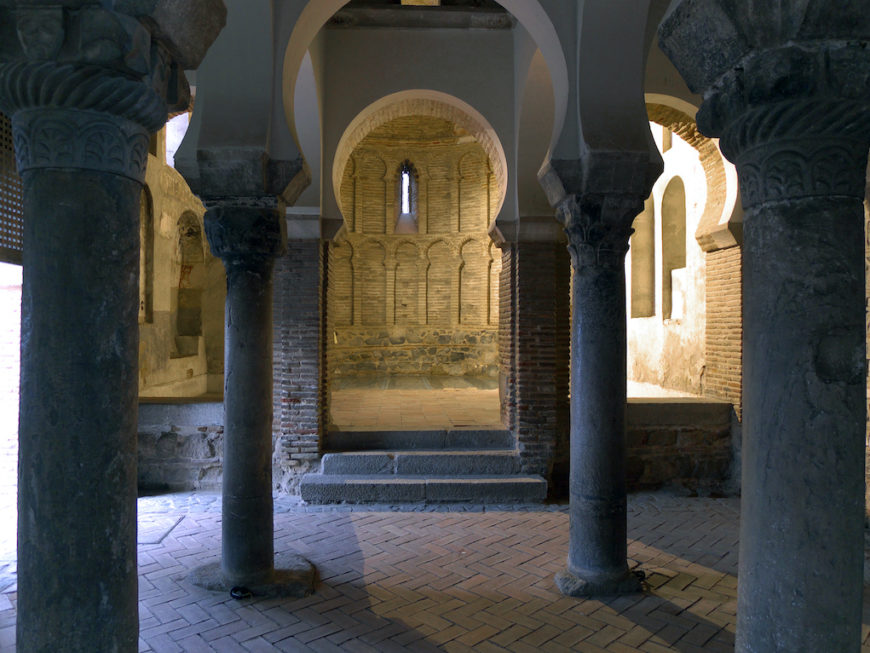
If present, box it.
[460,240,487,325]
[661,176,687,320]
[359,240,387,326]
[139,185,154,324]
[394,241,420,325]
[427,155,453,234]
[330,241,354,327]
[459,152,486,233]
[426,240,453,326]
[173,212,205,357]
[356,153,387,234]
[630,195,655,318]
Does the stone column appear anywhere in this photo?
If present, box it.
[190,204,315,596]
[553,195,643,597]
[0,3,222,649]
[660,7,870,651]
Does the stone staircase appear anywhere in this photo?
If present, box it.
[300,428,547,504]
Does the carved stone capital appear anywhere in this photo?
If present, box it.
[719,98,870,208]
[12,107,149,182]
[659,4,870,208]
[0,3,225,179]
[557,194,642,270]
[204,205,287,267]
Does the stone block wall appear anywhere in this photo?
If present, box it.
[328,115,500,379]
[272,239,324,493]
[626,399,733,493]
[704,245,743,416]
[137,402,223,492]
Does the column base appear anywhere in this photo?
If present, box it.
[189,553,317,598]
[555,567,642,597]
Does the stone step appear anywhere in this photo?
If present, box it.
[321,450,521,476]
[324,428,513,451]
[300,474,547,504]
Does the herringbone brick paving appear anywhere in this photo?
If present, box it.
[3,493,870,651]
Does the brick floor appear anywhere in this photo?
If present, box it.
[1,491,870,651]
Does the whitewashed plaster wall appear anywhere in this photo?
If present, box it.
[626,123,707,395]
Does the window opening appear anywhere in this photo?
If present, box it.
[401,168,411,214]
[395,160,418,234]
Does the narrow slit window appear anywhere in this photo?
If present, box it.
[401,169,411,214]
[395,161,418,234]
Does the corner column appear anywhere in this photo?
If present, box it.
[0,2,224,648]
[554,195,644,597]
[190,204,315,596]
[659,9,870,650]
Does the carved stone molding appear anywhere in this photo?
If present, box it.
[716,98,870,208]
[205,206,287,266]
[12,107,150,182]
[556,194,642,270]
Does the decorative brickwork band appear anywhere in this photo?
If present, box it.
[556,194,642,269]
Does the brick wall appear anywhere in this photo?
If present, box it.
[272,239,323,492]
[704,246,742,416]
[511,241,571,489]
[328,115,500,378]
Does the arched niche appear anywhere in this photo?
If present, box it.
[329,241,354,327]
[661,176,687,320]
[173,212,206,358]
[394,241,420,325]
[630,195,655,318]
[426,240,453,326]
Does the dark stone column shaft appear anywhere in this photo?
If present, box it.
[657,10,870,644]
[554,195,642,597]
[567,258,629,580]
[718,100,870,653]
[18,164,141,652]
[222,256,276,583]
[193,204,315,598]
[738,196,865,652]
